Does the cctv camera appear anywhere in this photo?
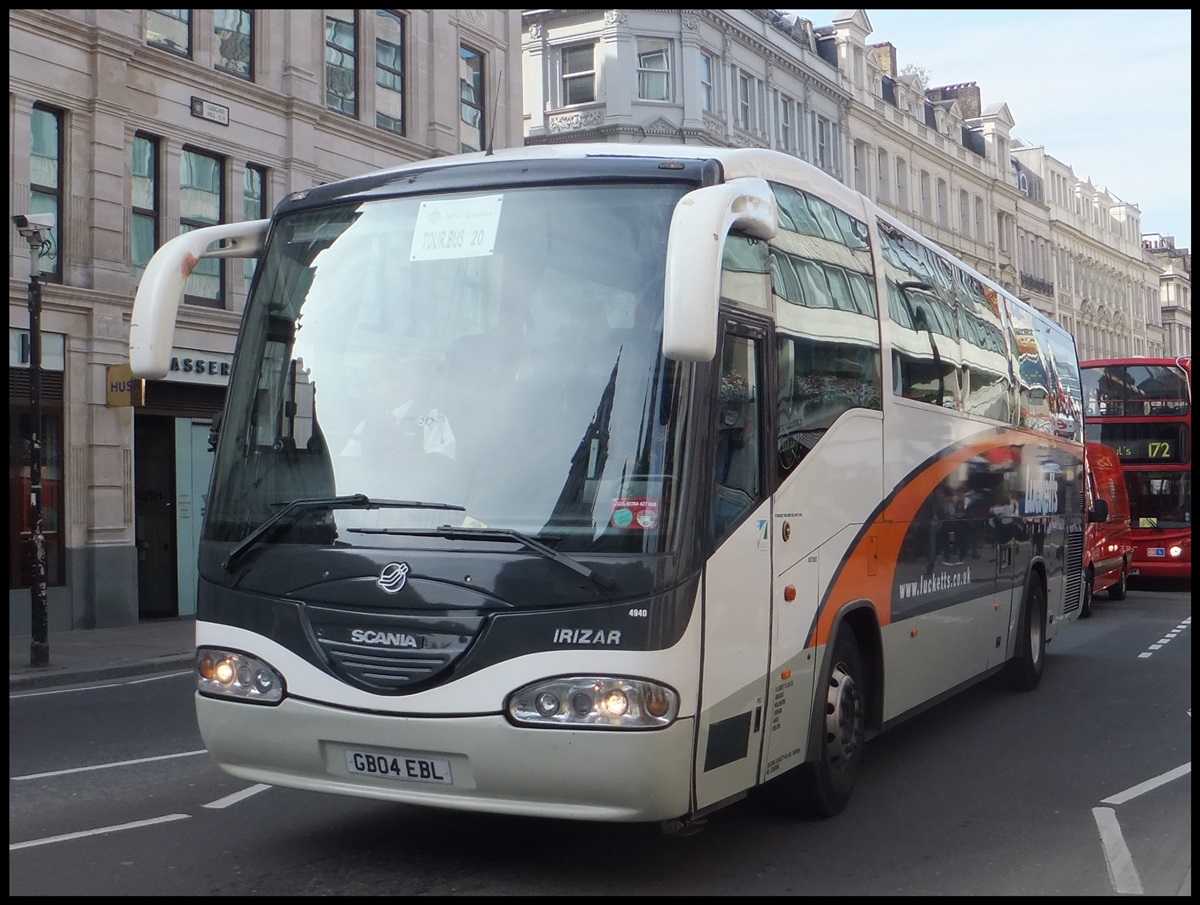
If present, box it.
[12,212,55,231]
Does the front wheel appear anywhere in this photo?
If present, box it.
[1006,574,1047,691]
[770,629,867,818]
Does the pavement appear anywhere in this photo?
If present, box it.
[9,617,196,692]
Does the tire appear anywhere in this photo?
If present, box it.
[1006,574,1047,691]
[772,630,867,818]
[1080,568,1094,618]
[1108,563,1128,601]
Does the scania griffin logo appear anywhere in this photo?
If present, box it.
[378,561,410,593]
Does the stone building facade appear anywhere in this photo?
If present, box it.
[8,9,523,632]
[522,9,850,178]
[1141,234,1192,360]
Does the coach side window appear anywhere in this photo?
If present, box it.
[770,183,882,476]
[878,223,962,410]
[957,275,1013,422]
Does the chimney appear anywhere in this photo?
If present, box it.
[870,42,897,80]
[925,82,981,119]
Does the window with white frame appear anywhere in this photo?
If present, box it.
[895,157,907,209]
[959,189,969,234]
[876,147,888,202]
[936,177,948,227]
[974,196,984,240]
[736,70,752,131]
[919,170,932,219]
[813,114,830,169]
[852,141,866,194]
[561,44,595,105]
[700,51,716,112]
[636,38,670,101]
[778,94,794,152]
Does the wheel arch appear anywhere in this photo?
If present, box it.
[805,600,883,765]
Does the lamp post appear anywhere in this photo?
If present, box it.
[12,213,54,667]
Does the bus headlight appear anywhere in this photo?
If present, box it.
[1168,545,1183,558]
[507,677,679,728]
[196,648,284,704]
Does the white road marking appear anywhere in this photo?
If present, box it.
[204,783,272,809]
[10,670,191,699]
[1093,807,1144,895]
[9,813,190,851]
[12,750,209,781]
[1101,762,1191,805]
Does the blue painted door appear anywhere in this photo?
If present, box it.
[175,419,214,617]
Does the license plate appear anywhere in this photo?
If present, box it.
[1148,547,1166,557]
[344,748,453,784]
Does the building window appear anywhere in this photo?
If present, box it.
[561,44,595,105]
[852,141,866,194]
[959,189,970,235]
[214,9,252,79]
[375,9,405,134]
[736,71,752,131]
[936,177,948,227]
[700,51,716,113]
[459,44,485,153]
[895,157,907,210]
[636,38,670,102]
[919,170,932,220]
[974,196,984,241]
[9,405,66,590]
[29,104,62,281]
[146,9,191,56]
[876,147,889,202]
[778,95,794,152]
[325,9,358,117]
[243,164,266,285]
[131,133,159,284]
[813,115,832,170]
[180,148,224,307]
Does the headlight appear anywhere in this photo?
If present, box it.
[507,676,679,729]
[196,647,284,704]
[1168,545,1183,558]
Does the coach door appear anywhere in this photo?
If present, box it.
[694,317,774,810]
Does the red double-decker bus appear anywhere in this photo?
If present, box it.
[1080,356,1191,580]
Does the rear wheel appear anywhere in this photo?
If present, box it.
[1006,574,1046,691]
[1080,568,1094,618]
[1108,562,1128,601]
[772,629,867,818]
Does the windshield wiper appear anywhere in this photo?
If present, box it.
[435,526,618,592]
[225,494,465,573]
[348,523,617,592]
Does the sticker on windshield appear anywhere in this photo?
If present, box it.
[410,194,503,261]
[611,497,659,530]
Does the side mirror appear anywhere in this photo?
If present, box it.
[662,178,777,362]
[1087,497,1109,523]
[130,219,269,378]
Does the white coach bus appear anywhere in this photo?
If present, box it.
[129,143,1086,833]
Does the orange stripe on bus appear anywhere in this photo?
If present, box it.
[806,428,1079,648]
